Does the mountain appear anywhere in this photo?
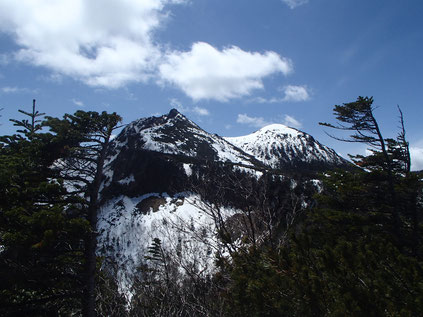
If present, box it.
[97,109,347,299]
[225,124,347,171]
[109,108,264,167]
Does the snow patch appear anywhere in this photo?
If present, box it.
[183,163,192,177]
[97,192,239,301]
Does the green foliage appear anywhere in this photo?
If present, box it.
[45,109,122,317]
[221,96,423,316]
[0,102,89,315]
[0,102,122,316]
[9,99,46,140]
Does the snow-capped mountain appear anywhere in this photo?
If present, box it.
[109,108,264,168]
[97,109,348,299]
[225,124,347,170]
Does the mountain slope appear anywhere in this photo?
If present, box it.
[109,109,264,167]
[96,110,347,300]
[225,124,347,170]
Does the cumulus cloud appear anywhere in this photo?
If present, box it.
[283,114,302,128]
[281,0,309,9]
[282,85,310,102]
[159,42,293,101]
[0,1,295,99]
[410,147,423,171]
[237,114,271,128]
[0,0,185,88]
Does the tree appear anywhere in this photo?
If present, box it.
[319,96,415,247]
[46,110,122,317]
[10,99,45,140]
[0,102,88,315]
[218,96,423,316]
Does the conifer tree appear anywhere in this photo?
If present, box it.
[46,110,122,317]
[221,96,423,316]
[319,96,414,246]
[0,102,87,315]
[10,99,45,139]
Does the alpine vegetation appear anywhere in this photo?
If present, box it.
[1,97,422,316]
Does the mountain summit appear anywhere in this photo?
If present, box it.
[109,109,263,167]
[225,123,347,170]
[97,109,349,298]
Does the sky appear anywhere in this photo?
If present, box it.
[0,0,422,170]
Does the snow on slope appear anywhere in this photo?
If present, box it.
[97,192,239,299]
[225,124,346,169]
[109,109,262,168]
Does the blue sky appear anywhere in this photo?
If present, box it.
[0,0,422,169]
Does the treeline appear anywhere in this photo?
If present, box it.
[0,97,422,316]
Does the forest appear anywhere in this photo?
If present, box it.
[1,96,422,316]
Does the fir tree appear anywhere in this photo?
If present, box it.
[46,110,122,317]
[0,102,88,315]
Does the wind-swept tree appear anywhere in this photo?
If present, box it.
[319,96,416,246]
[46,110,122,317]
[219,97,423,316]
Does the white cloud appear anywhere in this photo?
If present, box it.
[247,84,310,104]
[1,86,35,94]
[0,0,185,88]
[159,42,293,101]
[410,147,423,171]
[283,114,302,128]
[359,145,423,171]
[281,0,309,9]
[169,98,210,116]
[192,106,210,116]
[282,85,310,102]
[0,1,295,97]
[237,114,271,128]
[249,96,281,104]
[72,98,84,107]
[170,98,185,111]
[237,113,302,129]
[1,86,19,93]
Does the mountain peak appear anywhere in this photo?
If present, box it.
[256,124,300,136]
[167,108,181,118]
[110,109,263,168]
[225,124,347,170]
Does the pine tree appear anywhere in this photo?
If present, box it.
[0,102,88,315]
[319,96,416,247]
[46,110,122,317]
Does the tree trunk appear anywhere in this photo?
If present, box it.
[82,139,110,317]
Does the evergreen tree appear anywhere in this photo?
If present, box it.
[0,102,88,315]
[221,96,423,316]
[46,110,122,317]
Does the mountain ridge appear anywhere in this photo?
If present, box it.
[225,122,348,170]
[96,108,349,299]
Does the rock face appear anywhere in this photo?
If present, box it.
[97,109,348,297]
